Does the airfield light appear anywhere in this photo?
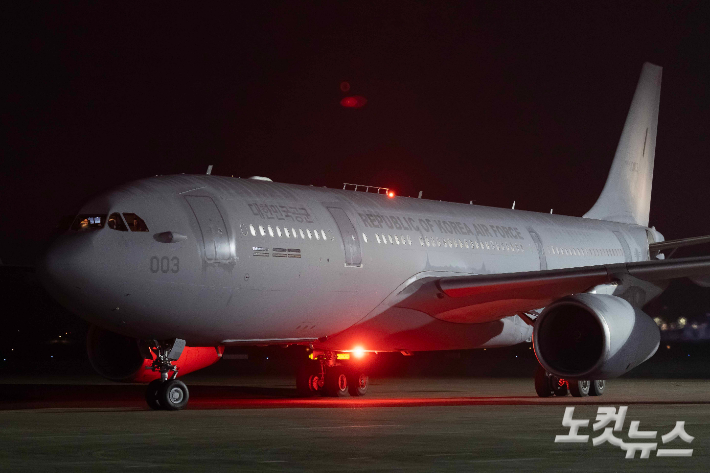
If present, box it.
[677,317,687,329]
[352,346,365,359]
[387,191,395,198]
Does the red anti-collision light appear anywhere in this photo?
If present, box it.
[387,191,395,198]
[340,95,367,108]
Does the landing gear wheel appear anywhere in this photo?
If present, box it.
[552,377,569,397]
[347,371,369,397]
[589,380,605,396]
[158,379,189,410]
[145,379,163,410]
[534,366,552,397]
[534,366,553,397]
[324,366,349,397]
[296,361,323,397]
[569,380,591,397]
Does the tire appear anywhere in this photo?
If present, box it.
[145,379,163,410]
[158,379,189,410]
[534,366,553,397]
[569,380,591,397]
[296,361,322,397]
[589,380,605,396]
[347,370,369,397]
[552,377,568,397]
[324,366,349,397]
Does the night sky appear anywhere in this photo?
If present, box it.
[3,1,710,265]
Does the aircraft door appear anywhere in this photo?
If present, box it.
[185,196,231,262]
[326,206,362,267]
[526,227,547,270]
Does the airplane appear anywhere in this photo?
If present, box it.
[38,62,710,410]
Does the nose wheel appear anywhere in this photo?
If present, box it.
[144,339,190,410]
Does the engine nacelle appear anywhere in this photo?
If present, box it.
[533,293,660,380]
[87,325,222,383]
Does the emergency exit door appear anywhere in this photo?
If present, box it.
[327,206,362,267]
[185,196,231,262]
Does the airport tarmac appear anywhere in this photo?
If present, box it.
[0,377,708,472]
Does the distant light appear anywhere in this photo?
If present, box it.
[387,191,395,198]
[50,356,53,358]
[340,81,350,92]
[677,317,687,329]
[666,345,671,350]
[340,95,367,108]
[352,346,365,359]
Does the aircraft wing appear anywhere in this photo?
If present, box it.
[394,255,710,324]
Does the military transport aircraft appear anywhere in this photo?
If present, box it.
[39,63,710,410]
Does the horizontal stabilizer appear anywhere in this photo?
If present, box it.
[649,235,710,252]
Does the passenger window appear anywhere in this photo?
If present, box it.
[284,227,290,238]
[362,233,368,243]
[314,229,320,240]
[276,226,282,237]
[268,225,274,237]
[419,236,425,246]
[394,235,400,245]
[306,229,312,239]
[321,230,327,240]
[259,225,266,236]
[292,228,298,238]
[250,224,256,236]
[375,234,381,244]
[382,234,388,244]
[299,229,305,239]
[107,213,128,231]
[123,213,149,232]
[72,214,107,231]
[388,235,393,244]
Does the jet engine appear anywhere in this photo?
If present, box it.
[533,293,659,380]
[87,325,222,383]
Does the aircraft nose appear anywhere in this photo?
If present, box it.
[38,234,96,301]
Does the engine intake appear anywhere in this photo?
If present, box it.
[87,325,222,382]
[533,293,659,379]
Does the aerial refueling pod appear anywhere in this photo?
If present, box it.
[533,293,660,380]
[87,325,222,383]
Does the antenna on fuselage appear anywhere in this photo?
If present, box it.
[418,191,423,199]
[512,201,516,209]
[550,209,553,214]
[206,165,213,175]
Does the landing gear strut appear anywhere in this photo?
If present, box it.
[144,339,190,410]
[534,366,605,398]
[297,351,369,398]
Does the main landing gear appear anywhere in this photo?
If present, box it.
[534,366,605,398]
[296,352,369,397]
[144,339,190,411]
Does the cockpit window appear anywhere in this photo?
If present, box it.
[123,213,149,232]
[71,214,107,231]
[108,213,128,231]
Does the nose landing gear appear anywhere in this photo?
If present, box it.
[144,339,191,410]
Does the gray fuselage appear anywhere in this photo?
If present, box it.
[41,175,655,352]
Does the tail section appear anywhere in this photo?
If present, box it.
[584,62,662,227]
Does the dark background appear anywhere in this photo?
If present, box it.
[2,2,709,375]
